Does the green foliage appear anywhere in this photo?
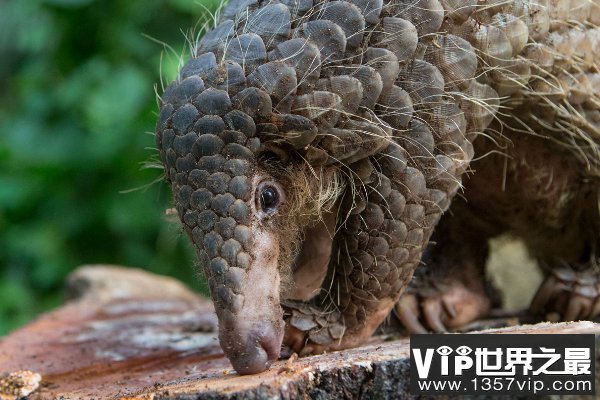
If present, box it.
[0,0,219,335]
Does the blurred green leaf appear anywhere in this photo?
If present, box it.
[39,0,98,8]
[0,176,42,209]
[85,64,149,130]
[0,0,211,336]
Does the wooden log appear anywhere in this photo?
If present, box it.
[0,265,599,400]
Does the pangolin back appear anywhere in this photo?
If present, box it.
[154,0,600,374]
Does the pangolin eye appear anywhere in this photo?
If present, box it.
[260,187,278,211]
[256,181,284,215]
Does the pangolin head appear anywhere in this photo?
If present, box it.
[154,38,396,373]
[156,97,272,372]
[155,77,356,373]
[161,76,400,369]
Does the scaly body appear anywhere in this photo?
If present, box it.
[154,0,600,374]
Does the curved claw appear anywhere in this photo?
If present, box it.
[564,296,588,322]
[529,275,558,315]
[396,278,491,333]
[590,295,600,318]
[396,296,428,334]
[423,298,447,333]
[529,269,600,321]
[441,297,458,319]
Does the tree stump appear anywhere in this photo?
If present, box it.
[1,265,599,400]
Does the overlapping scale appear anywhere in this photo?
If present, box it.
[298,20,347,65]
[376,85,414,130]
[196,20,235,56]
[319,128,362,162]
[220,0,259,22]
[243,4,291,49]
[346,0,382,24]
[247,61,298,113]
[319,117,391,165]
[386,0,445,38]
[489,13,529,56]
[429,101,467,142]
[397,60,445,108]
[204,60,247,96]
[399,119,435,161]
[315,76,363,114]
[490,59,531,97]
[521,43,554,72]
[231,87,273,120]
[506,1,549,41]
[274,0,313,19]
[269,114,318,148]
[267,38,321,93]
[567,27,595,70]
[334,65,383,109]
[370,17,418,63]
[424,34,477,90]
[222,33,267,74]
[336,116,392,164]
[171,76,206,108]
[293,91,342,131]
[311,1,366,50]
[438,0,476,22]
[360,48,399,92]
[460,81,499,134]
[180,52,217,81]
[459,18,512,68]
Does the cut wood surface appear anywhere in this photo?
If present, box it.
[1,265,599,400]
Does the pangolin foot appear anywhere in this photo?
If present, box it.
[529,268,600,321]
[395,280,491,334]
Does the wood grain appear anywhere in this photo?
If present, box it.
[1,265,598,400]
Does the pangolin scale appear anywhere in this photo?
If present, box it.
[154,0,600,374]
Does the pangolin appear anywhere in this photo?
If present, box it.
[154,0,600,374]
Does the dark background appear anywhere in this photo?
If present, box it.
[0,0,218,335]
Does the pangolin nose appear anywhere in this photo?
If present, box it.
[221,324,283,375]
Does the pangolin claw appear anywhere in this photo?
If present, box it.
[423,298,447,333]
[529,269,600,321]
[396,295,428,334]
[396,279,492,334]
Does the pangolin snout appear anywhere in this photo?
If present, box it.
[213,225,284,374]
[219,320,284,374]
